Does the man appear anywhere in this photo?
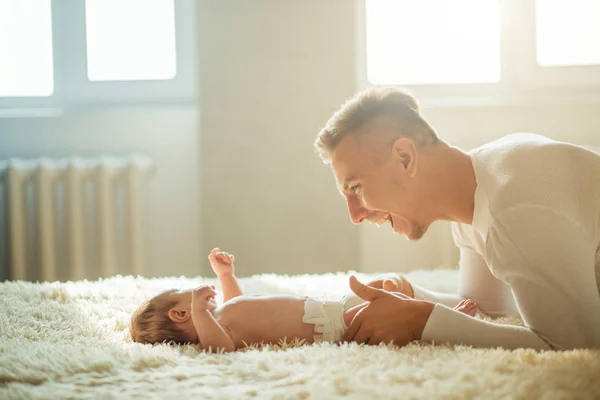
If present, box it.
[314,87,600,350]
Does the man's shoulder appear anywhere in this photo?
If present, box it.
[471,133,600,166]
[472,133,600,213]
[469,133,552,158]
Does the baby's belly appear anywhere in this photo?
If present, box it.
[220,296,317,348]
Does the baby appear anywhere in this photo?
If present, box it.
[130,248,478,352]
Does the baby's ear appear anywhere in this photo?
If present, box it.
[168,308,190,323]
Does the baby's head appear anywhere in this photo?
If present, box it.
[130,289,197,345]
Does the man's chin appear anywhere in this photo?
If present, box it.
[405,234,422,242]
[405,224,427,241]
[388,219,427,240]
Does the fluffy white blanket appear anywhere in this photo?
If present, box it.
[1,269,599,399]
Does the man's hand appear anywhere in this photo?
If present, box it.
[209,248,235,277]
[191,285,218,311]
[341,276,434,346]
[366,274,414,298]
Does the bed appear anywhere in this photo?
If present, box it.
[1,268,599,399]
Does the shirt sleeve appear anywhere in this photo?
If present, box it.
[411,284,463,309]
[422,206,600,350]
[486,206,600,349]
[421,304,551,349]
[414,223,517,318]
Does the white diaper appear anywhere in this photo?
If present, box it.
[303,298,347,343]
[302,294,369,343]
[340,292,365,309]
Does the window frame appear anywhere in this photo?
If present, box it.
[357,0,600,107]
[0,0,197,110]
[516,0,600,88]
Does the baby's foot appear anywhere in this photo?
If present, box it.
[454,299,478,317]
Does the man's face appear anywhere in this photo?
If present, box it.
[330,130,428,241]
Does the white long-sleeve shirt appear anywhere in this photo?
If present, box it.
[417,133,600,350]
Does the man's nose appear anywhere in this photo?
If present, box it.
[347,197,367,225]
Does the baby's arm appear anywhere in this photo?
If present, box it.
[191,285,236,353]
[209,248,243,302]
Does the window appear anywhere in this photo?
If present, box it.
[0,0,196,108]
[85,0,177,81]
[365,0,500,85]
[0,0,54,97]
[361,0,600,104]
[535,0,600,67]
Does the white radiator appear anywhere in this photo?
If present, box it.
[0,155,154,281]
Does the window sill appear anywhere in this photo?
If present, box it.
[0,108,64,119]
[360,80,600,109]
[418,92,600,109]
[0,101,199,119]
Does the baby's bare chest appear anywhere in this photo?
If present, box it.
[217,296,308,336]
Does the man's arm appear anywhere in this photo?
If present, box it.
[377,247,516,316]
[410,284,464,308]
[341,276,435,346]
[486,206,600,349]
[344,208,600,350]
[424,206,600,350]
[413,246,517,318]
[420,304,551,349]
[382,223,517,316]
[341,277,552,349]
[404,234,547,349]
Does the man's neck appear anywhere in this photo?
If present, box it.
[422,144,477,225]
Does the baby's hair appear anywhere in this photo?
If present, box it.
[130,289,190,345]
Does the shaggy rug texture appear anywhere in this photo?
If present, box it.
[1,269,600,400]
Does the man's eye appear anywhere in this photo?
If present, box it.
[350,185,360,193]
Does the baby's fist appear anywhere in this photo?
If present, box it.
[191,285,217,311]
[208,248,235,277]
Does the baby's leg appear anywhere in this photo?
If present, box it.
[343,278,406,309]
[454,299,478,317]
[386,282,478,318]
[342,277,392,309]
[383,281,478,317]
[366,275,414,298]
[382,279,399,292]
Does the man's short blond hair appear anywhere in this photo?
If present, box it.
[314,87,439,163]
[130,289,190,345]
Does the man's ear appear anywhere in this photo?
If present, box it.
[168,308,191,323]
[391,137,418,178]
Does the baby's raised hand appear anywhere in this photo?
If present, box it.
[208,248,235,277]
[191,285,218,311]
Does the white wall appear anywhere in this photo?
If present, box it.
[197,0,360,277]
[198,0,600,276]
[3,1,600,280]
[0,107,201,279]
